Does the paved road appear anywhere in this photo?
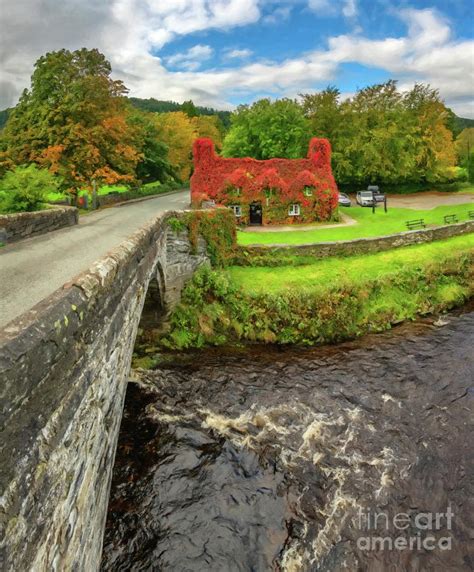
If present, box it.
[0,190,190,328]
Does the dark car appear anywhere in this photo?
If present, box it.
[368,185,385,202]
[338,192,351,207]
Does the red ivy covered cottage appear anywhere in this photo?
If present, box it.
[190,137,339,225]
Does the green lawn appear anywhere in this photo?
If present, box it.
[228,234,474,294]
[238,202,474,245]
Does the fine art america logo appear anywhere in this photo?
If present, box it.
[355,507,454,551]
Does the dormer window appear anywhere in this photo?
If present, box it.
[304,187,313,197]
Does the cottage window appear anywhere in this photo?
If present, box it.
[288,204,301,216]
[230,205,242,217]
[304,187,313,197]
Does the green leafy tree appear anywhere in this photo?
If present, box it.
[301,86,342,143]
[456,128,474,181]
[181,100,199,118]
[222,98,311,159]
[127,108,176,183]
[0,164,61,213]
[301,80,456,185]
[0,48,141,197]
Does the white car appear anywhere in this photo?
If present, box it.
[356,191,375,207]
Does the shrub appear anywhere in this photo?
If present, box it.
[184,209,237,267]
[0,164,61,213]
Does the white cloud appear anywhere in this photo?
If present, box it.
[342,0,357,19]
[263,5,292,24]
[0,2,473,117]
[224,48,253,59]
[166,44,213,71]
[308,0,356,18]
[308,0,332,12]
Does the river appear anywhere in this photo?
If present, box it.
[101,306,474,571]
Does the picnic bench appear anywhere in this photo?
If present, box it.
[406,219,426,230]
[443,214,459,224]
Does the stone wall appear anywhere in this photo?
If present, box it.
[96,191,135,207]
[241,220,474,259]
[0,206,78,244]
[0,211,209,571]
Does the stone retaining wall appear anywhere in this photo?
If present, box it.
[96,191,135,207]
[0,206,78,244]
[0,211,209,571]
[241,220,474,259]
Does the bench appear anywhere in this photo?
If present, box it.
[443,214,459,224]
[406,219,426,230]
[468,210,474,220]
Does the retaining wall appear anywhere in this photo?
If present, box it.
[0,206,78,244]
[241,220,474,260]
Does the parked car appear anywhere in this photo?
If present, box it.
[338,192,351,207]
[367,185,385,202]
[356,190,375,207]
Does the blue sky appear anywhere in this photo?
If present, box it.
[2,0,474,116]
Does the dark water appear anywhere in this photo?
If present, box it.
[101,308,474,571]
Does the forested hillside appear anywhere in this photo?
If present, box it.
[128,98,232,128]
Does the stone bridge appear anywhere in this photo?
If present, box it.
[0,211,210,571]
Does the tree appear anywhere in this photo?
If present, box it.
[0,164,61,213]
[0,48,141,197]
[456,128,474,181]
[301,81,457,185]
[192,115,223,150]
[301,87,350,182]
[181,100,199,118]
[222,98,311,159]
[403,84,456,182]
[153,112,196,181]
[301,86,342,143]
[126,108,176,183]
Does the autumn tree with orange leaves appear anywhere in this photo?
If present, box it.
[0,48,141,198]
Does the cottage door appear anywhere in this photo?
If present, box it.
[249,202,263,225]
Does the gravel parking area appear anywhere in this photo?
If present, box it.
[382,191,473,210]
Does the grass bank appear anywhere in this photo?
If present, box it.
[238,203,474,245]
[157,234,474,349]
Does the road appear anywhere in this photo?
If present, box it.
[0,190,190,328]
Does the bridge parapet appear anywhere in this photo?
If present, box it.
[0,210,209,571]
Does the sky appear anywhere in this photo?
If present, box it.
[1,0,473,116]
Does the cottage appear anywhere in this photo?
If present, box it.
[190,137,339,225]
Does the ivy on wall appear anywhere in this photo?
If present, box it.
[190,137,339,224]
[169,209,237,267]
